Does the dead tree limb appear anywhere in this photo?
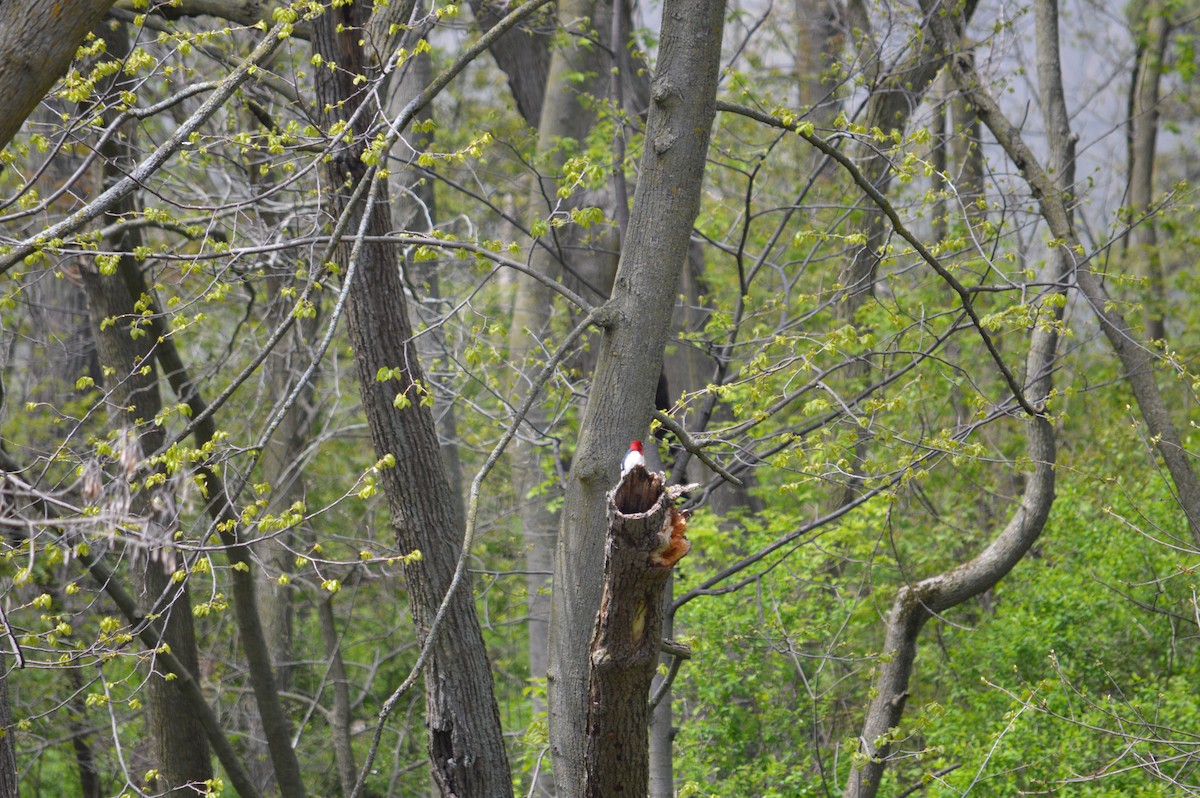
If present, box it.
[584,466,693,798]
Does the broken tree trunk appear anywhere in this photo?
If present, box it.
[584,466,692,798]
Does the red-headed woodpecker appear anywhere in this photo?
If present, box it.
[622,440,645,475]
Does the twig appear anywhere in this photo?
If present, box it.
[715,100,1043,420]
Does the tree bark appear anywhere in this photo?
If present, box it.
[1127,2,1171,343]
[0,656,18,798]
[468,0,552,128]
[583,467,690,798]
[311,9,512,796]
[547,1,727,794]
[318,598,359,798]
[0,0,116,151]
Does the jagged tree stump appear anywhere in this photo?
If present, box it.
[583,465,692,798]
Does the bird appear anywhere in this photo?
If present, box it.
[621,440,645,476]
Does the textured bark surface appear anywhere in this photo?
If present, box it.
[583,467,686,798]
[312,9,512,797]
[0,0,116,151]
[843,3,1071,793]
[468,0,552,127]
[0,657,18,798]
[547,1,726,794]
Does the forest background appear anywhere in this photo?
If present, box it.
[0,0,1198,796]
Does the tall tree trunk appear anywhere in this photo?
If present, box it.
[547,1,727,794]
[0,656,17,798]
[647,585,675,798]
[838,0,978,316]
[311,10,512,796]
[951,51,985,229]
[318,598,359,797]
[1127,1,1171,343]
[508,10,616,794]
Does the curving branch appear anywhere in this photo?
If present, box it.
[716,100,1042,419]
[844,2,1073,793]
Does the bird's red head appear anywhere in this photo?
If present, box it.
[630,440,643,453]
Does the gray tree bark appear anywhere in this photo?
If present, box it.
[468,0,552,128]
[0,0,116,151]
[318,598,359,797]
[311,9,513,796]
[547,1,727,794]
[0,657,18,798]
[1127,2,1171,343]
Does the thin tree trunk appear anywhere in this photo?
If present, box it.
[1127,2,1171,343]
[950,51,985,229]
[116,251,307,798]
[837,0,977,316]
[508,13,616,787]
[318,599,358,797]
[548,2,727,793]
[311,10,512,796]
[844,3,1071,792]
[0,657,15,798]
[646,580,674,798]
